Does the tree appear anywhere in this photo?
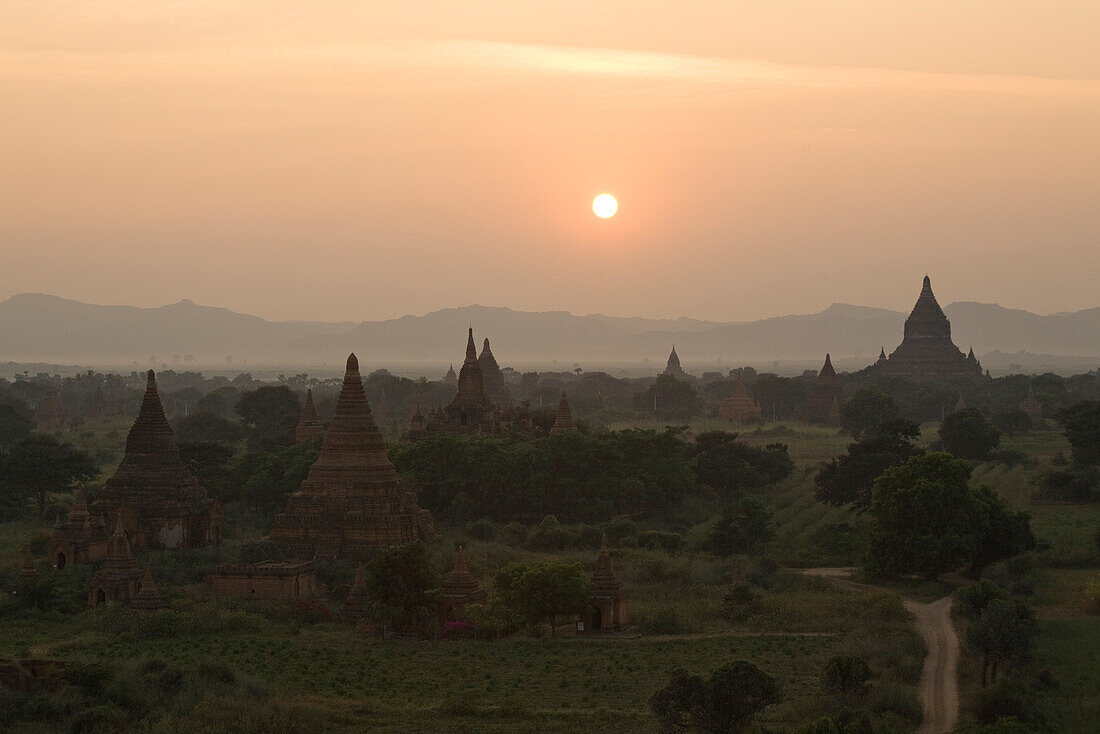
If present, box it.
[688,431,792,496]
[0,401,34,448]
[1054,400,1100,467]
[966,598,1035,685]
[866,453,1032,579]
[178,441,235,485]
[839,389,899,438]
[993,410,1032,437]
[235,386,300,451]
[650,660,780,734]
[711,495,772,555]
[495,561,593,634]
[940,408,1002,461]
[364,541,440,628]
[0,434,97,515]
[821,656,871,704]
[174,413,245,445]
[815,420,922,512]
[635,374,703,421]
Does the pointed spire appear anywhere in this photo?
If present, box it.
[309,353,387,470]
[129,567,168,610]
[819,353,837,379]
[107,517,133,561]
[465,328,478,364]
[295,388,324,444]
[592,539,622,592]
[67,483,90,523]
[551,392,578,433]
[453,545,468,574]
[879,346,887,361]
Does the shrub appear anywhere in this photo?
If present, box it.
[1085,575,1100,614]
[501,522,528,546]
[465,518,497,542]
[821,656,872,704]
[638,530,684,553]
[639,605,685,635]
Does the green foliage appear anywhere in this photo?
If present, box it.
[1054,400,1100,467]
[4,564,92,615]
[798,708,874,734]
[866,453,1033,579]
[975,676,1048,729]
[0,401,34,448]
[956,579,1010,621]
[465,518,497,541]
[1035,466,1099,502]
[966,599,1036,686]
[178,441,235,485]
[649,660,780,733]
[839,389,899,439]
[638,530,684,553]
[994,410,1032,437]
[940,408,1002,461]
[821,656,872,704]
[224,441,320,512]
[634,374,704,421]
[494,560,593,634]
[391,429,695,522]
[687,431,793,496]
[815,420,922,512]
[364,541,440,628]
[173,412,245,445]
[0,433,98,515]
[710,495,772,555]
[235,386,300,452]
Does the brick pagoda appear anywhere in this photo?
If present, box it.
[798,354,845,424]
[550,392,578,433]
[441,547,487,617]
[717,371,762,423]
[295,388,324,444]
[879,276,984,379]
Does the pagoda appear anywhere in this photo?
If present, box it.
[88,520,144,607]
[429,329,499,433]
[339,564,373,624]
[295,388,324,444]
[270,354,438,562]
[90,370,222,550]
[879,276,984,379]
[19,545,38,581]
[664,346,687,378]
[35,390,66,430]
[441,547,487,617]
[128,568,169,611]
[550,392,578,433]
[717,371,763,423]
[1020,385,1044,424]
[50,484,108,568]
[797,354,845,424]
[580,541,628,633]
[443,364,458,386]
[478,338,512,407]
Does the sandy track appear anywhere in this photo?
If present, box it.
[800,568,958,734]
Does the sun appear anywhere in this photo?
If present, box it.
[592,193,618,219]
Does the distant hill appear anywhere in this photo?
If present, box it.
[2,293,1098,372]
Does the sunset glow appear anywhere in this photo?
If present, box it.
[592,194,618,219]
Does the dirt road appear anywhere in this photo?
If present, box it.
[801,568,958,734]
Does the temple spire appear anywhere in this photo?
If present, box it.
[550,392,578,433]
[465,328,478,364]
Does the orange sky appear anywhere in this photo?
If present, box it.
[2,1,1099,322]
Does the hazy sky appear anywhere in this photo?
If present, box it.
[2,2,1099,323]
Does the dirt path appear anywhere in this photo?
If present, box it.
[800,568,958,734]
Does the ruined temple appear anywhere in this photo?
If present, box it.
[478,338,512,407]
[128,568,168,611]
[441,547,487,618]
[89,371,222,550]
[339,564,372,623]
[580,542,628,633]
[879,276,984,379]
[270,354,437,562]
[208,561,316,600]
[664,346,687,378]
[717,371,762,423]
[88,520,144,607]
[428,329,499,433]
[550,392,578,433]
[51,485,108,568]
[798,354,845,424]
[295,388,324,444]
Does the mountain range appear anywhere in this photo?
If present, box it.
[2,293,1098,375]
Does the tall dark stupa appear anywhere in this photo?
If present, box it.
[879,276,984,379]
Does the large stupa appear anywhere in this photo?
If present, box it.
[879,276,984,379]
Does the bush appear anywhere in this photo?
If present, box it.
[821,656,872,703]
[1085,575,1100,614]
[528,515,577,551]
[638,530,683,553]
[639,605,686,635]
[465,518,496,542]
[501,522,528,546]
[601,515,639,547]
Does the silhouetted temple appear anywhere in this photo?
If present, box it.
[89,370,222,550]
[717,371,762,423]
[478,338,512,407]
[580,542,628,633]
[798,354,845,424]
[664,346,687,378]
[443,364,458,386]
[879,276,984,379]
[441,547,487,617]
[550,392,578,433]
[1020,385,1044,424]
[128,568,168,611]
[270,354,437,562]
[428,329,500,433]
[295,389,324,444]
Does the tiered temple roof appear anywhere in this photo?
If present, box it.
[879,276,984,379]
[441,547,487,616]
[582,541,628,632]
[550,392,578,433]
[88,520,144,607]
[90,370,221,550]
[19,545,38,581]
[430,329,499,433]
[798,354,845,424]
[51,484,108,567]
[128,568,168,611]
[664,346,687,378]
[295,389,324,444]
[717,371,762,423]
[270,354,437,562]
[339,564,373,623]
[478,338,512,407]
